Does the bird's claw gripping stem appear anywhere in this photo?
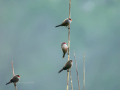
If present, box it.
[67,70,69,72]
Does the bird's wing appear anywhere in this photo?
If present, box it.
[61,19,69,26]
[63,61,71,70]
[11,76,19,82]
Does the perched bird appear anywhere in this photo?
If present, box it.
[6,75,20,85]
[61,42,68,58]
[58,60,73,73]
[55,18,72,28]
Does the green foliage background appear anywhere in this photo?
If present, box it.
[0,0,120,90]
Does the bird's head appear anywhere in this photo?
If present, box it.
[68,18,72,23]
[62,42,67,45]
[16,75,20,78]
[69,18,72,21]
[69,60,73,66]
[69,60,73,62]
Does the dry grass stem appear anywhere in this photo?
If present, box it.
[70,69,73,90]
[74,51,80,90]
[67,0,72,90]
[11,61,17,90]
[83,52,85,90]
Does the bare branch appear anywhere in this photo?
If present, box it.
[67,71,69,90]
[70,69,73,90]
[14,84,17,90]
[11,61,15,76]
[11,61,17,90]
[83,52,85,90]
[74,51,80,90]
[67,0,72,90]
[69,0,71,18]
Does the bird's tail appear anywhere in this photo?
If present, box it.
[55,25,61,27]
[58,68,63,73]
[6,81,11,85]
[63,53,65,58]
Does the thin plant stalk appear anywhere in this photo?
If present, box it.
[70,69,73,90]
[11,61,17,90]
[74,51,80,90]
[67,0,71,90]
[83,52,85,90]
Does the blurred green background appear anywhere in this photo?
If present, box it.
[0,0,120,90]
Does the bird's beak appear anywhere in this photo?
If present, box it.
[18,76,20,77]
[65,43,67,44]
[71,19,72,21]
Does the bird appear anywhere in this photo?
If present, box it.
[61,42,68,58]
[55,18,72,28]
[6,75,20,85]
[58,60,73,73]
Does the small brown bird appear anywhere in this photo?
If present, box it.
[58,60,73,73]
[61,42,68,58]
[6,75,20,85]
[55,18,72,28]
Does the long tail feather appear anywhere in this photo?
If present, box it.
[6,81,11,85]
[55,25,61,27]
[58,68,63,73]
[63,53,65,58]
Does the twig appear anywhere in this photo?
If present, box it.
[83,52,85,90]
[67,0,71,90]
[70,69,73,90]
[74,51,80,90]
[11,61,17,90]
[67,71,69,90]
[14,85,17,90]
[11,61,15,76]
[69,0,71,18]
